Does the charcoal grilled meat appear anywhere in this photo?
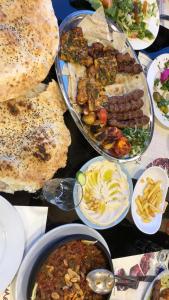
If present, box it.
[108,116,149,128]
[150,280,161,300]
[116,52,142,74]
[108,89,144,104]
[116,53,135,64]
[88,42,104,58]
[76,78,107,110]
[92,55,117,86]
[60,27,93,67]
[108,109,143,120]
[108,98,144,113]
[88,42,119,59]
[118,63,142,74]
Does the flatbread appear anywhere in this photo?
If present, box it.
[0,0,59,101]
[79,6,127,52]
[0,80,71,193]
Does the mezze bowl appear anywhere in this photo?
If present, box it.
[27,234,113,300]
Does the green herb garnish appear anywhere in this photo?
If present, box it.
[157,99,169,108]
[164,60,169,69]
[161,79,169,91]
[122,128,150,156]
[154,78,160,86]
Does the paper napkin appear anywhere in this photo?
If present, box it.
[0,206,48,300]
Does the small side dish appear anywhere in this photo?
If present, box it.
[144,270,169,300]
[30,238,111,300]
[75,157,132,229]
[147,53,169,128]
[153,59,169,120]
[135,177,163,223]
[87,0,159,50]
[131,166,168,234]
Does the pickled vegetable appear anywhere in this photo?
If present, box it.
[160,106,168,114]
[153,92,162,102]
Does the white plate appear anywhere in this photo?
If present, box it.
[147,53,169,128]
[131,166,169,234]
[128,0,160,50]
[143,269,169,300]
[74,156,133,230]
[15,223,109,300]
[0,196,25,293]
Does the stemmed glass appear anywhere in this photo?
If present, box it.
[155,250,169,273]
[42,178,82,211]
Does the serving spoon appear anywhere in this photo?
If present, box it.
[86,269,155,295]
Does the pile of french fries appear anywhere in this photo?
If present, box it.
[136,177,163,223]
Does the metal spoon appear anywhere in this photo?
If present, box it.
[86,269,140,295]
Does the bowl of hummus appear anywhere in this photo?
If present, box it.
[74,156,133,229]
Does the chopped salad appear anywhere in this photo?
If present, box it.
[153,60,169,120]
[87,0,157,40]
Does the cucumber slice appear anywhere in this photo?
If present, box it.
[76,171,86,186]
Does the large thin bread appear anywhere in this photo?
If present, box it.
[0,0,59,101]
[0,80,71,193]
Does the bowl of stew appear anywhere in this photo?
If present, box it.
[27,234,113,300]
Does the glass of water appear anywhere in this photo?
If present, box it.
[154,250,169,273]
[42,178,82,211]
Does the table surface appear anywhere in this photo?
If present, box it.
[3,0,169,258]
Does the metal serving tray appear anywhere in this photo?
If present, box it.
[55,10,154,163]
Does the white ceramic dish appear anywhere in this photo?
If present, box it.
[74,156,133,230]
[147,53,169,128]
[15,223,109,300]
[0,196,25,293]
[131,166,169,234]
[129,0,160,50]
[143,269,169,300]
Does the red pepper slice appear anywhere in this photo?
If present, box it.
[99,108,108,124]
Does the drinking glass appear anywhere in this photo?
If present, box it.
[42,178,82,211]
[154,250,169,273]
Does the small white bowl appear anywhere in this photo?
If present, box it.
[131,166,169,234]
[74,156,133,230]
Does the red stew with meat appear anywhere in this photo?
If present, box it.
[32,240,110,300]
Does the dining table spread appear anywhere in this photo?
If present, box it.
[0,1,169,300]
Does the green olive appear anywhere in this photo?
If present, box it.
[160,106,168,114]
[153,92,162,102]
[82,112,96,125]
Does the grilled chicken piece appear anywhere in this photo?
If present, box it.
[108,109,143,121]
[94,55,117,86]
[76,78,107,110]
[108,115,150,128]
[60,27,93,67]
